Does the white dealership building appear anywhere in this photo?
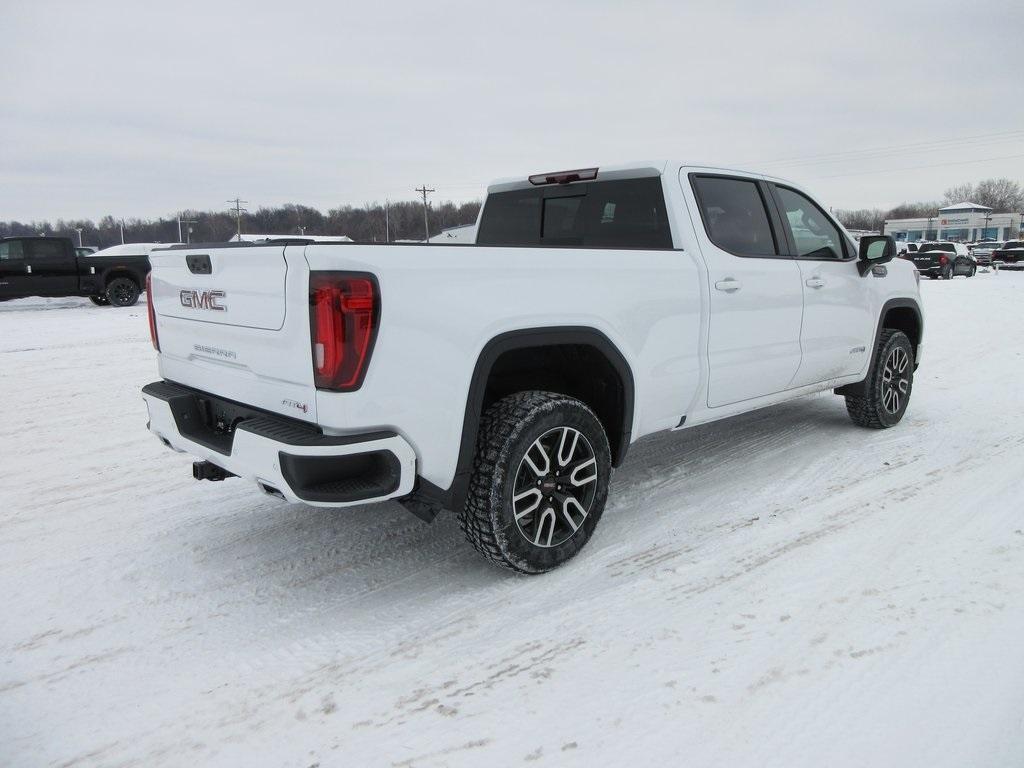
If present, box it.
[883,202,1022,243]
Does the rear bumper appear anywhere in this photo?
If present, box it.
[142,381,416,507]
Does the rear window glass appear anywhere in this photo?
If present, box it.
[1003,241,1023,249]
[476,177,672,249]
[30,240,66,259]
[920,243,954,252]
[0,240,25,260]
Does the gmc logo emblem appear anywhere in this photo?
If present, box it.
[180,289,227,311]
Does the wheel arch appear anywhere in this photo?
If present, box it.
[413,326,636,515]
[103,267,144,288]
[836,298,923,398]
[877,299,923,362]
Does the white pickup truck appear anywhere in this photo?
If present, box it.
[142,162,924,574]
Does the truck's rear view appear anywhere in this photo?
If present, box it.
[143,162,921,575]
[143,242,417,508]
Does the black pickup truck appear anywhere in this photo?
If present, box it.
[991,240,1024,268]
[0,236,152,306]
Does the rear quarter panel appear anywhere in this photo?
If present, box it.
[303,243,703,491]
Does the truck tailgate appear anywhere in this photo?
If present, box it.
[149,244,318,423]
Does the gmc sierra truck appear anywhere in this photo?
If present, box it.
[0,236,153,306]
[141,162,924,574]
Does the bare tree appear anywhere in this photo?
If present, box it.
[885,202,941,220]
[835,208,886,231]
[973,178,1024,212]
[942,183,975,205]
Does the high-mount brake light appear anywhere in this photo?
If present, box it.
[146,272,159,351]
[528,167,599,186]
[309,273,379,391]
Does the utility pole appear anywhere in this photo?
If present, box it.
[74,227,83,247]
[384,199,390,243]
[415,185,434,242]
[119,219,125,245]
[179,215,198,244]
[227,197,249,240]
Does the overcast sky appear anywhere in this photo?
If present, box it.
[3,0,1023,222]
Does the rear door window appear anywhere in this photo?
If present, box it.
[477,177,672,249]
[691,175,778,257]
[0,240,26,261]
[28,240,67,260]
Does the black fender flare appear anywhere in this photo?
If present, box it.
[103,266,146,288]
[411,326,635,514]
[836,298,923,397]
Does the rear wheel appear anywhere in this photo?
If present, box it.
[942,263,954,280]
[106,277,140,307]
[968,264,977,277]
[88,295,110,306]
[459,391,611,574]
[845,329,914,429]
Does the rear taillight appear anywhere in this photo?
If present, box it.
[309,273,379,391]
[939,255,949,265]
[146,272,159,351]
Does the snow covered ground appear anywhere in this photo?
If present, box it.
[2,272,1023,768]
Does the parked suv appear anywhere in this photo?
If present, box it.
[911,241,976,279]
[141,162,923,573]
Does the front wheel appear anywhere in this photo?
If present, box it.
[459,391,611,574]
[968,264,977,277]
[106,277,140,307]
[845,329,914,429]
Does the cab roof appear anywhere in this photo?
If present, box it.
[486,160,797,194]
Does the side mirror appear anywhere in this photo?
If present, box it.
[857,235,895,276]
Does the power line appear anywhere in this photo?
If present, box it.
[415,185,434,241]
[807,152,1024,180]
[764,135,1024,170]
[226,197,248,240]
[750,129,1024,167]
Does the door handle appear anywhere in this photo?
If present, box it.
[805,277,825,289]
[715,278,742,292]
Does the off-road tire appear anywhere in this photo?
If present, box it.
[845,329,914,429]
[88,295,110,306]
[459,391,611,574]
[106,277,141,307]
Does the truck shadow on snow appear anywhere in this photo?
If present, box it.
[186,391,874,596]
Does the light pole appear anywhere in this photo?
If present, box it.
[74,227,83,247]
[179,215,198,244]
